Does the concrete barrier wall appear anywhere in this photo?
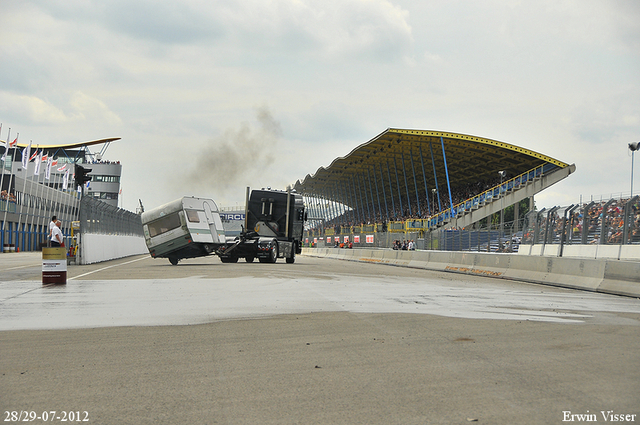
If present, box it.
[80,234,147,265]
[518,244,640,261]
[303,248,640,298]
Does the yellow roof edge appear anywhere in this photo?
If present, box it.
[386,128,569,168]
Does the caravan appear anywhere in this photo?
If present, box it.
[142,197,226,265]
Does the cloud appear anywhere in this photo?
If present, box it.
[0,90,121,129]
[33,0,413,61]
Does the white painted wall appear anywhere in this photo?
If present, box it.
[79,234,148,265]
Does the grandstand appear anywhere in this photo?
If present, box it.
[295,128,575,246]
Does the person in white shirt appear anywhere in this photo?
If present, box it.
[50,220,63,247]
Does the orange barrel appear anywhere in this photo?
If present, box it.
[42,247,67,284]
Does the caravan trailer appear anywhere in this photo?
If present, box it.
[141,197,226,265]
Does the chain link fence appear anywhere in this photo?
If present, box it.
[79,196,144,236]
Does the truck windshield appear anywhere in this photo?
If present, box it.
[147,212,181,237]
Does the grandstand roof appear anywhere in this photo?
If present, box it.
[294,128,571,213]
[12,137,121,150]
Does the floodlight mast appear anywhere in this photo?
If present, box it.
[630,142,639,197]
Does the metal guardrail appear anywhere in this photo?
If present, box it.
[79,196,144,236]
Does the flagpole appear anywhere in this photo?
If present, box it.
[0,127,7,248]
[44,155,62,242]
[38,156,53,244]
[29,146,45,249]
[0,125,7,211]
[34,150,49,247]
[26,147,42,249]
[0,123,5,204]
[52,163,64,228]
[62,168,72,226]
[16,137,33,250]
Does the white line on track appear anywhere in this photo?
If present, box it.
[6,264,41,271]
[69,256,149,280]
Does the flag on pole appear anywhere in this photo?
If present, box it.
[63,169,70,190]
[45,157,53,180]
[2,136,18,162]
[57,164,67,172]
[29,149,38,161]
[34,151,42,175]
[21,141,30,169]
[41,154,48,162]
[51,159,58,167]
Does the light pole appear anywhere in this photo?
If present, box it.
[630,142,639,197]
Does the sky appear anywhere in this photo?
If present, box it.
[1,0,639,213]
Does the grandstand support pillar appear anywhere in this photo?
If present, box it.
[357,173,369,223]
[386,161,396,219]
[328,190,336,225]
[419,145,430,215]
[343,181,356,225]
[440,137,454,214]
[337,184,346,225]
[331,187,340,224]
[529,195,534,213]
[319,194,328,227]
[487,217,491,252]
[326,188,335,225]
[366,169,376,222]
[513,200,520,238]
[349,177,361,225]
[401,152,412,217]
[313,195,322,232]
[409,149,421,218]
[371,166,383,222]
[334,183,345,225]
[393,156,404,218]
[429,142,442,213]
[329,186,337,225]
[499,172,505,245]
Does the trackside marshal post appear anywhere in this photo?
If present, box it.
[42,247,67,284]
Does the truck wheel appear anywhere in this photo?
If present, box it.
[169,257,179,266]
[221,256,238,263]
[269,242,278,263]
[286,248,295,264]
[245,256,255,263]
